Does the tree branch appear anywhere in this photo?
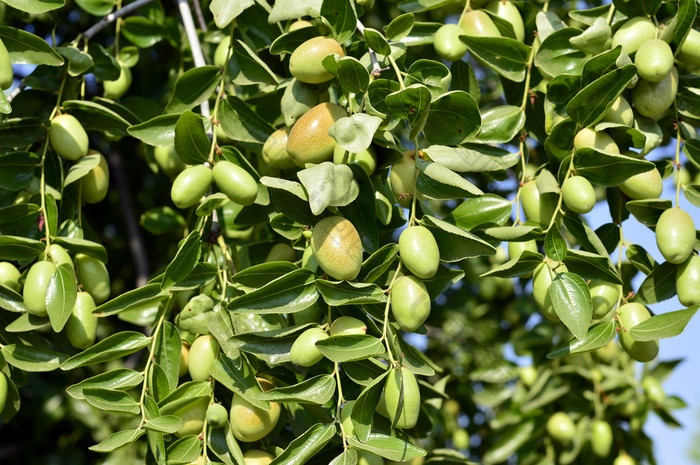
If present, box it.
[356,19,385,77]
[191,0,208,33]
[176,0,210,117]
[83,0,157,41]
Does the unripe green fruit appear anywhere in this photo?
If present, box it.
[518,365,537,387]
[75,254,110,304]
[573,128,619,154]
[206,403,228,428]
[262,128,296,169]
[399,226,440,279]
[265,243,296,263]
[632,66,678,117]
[677,28,700,66]
[287,103,347,166]
[311,216,363,281]
[589,279,620,319]
[590,420,613,457]
[289,20,314,32]
[611,17,656,55]
[214,36,231,68]
[293,303,323,325]
[81,151,110,204]
[357,450,384,465]
[383,367,420,429]
[333,144,377,176]
[676,255,700,306]
[0,38,12,90]
[154,145,186,177]
[103,62,132,99]
[66,292,98,349]
[642,376,665,404]
[290,327,328,366]
[330,316,367,336]
[635,39,674,83]
[0,262,21,292]
[289,37,344,84]
[188,335,219,381]
[174,396,209,437]
[434,24,468,62]
[561,176,595,214]
[614,453,636,465]
[179,343,190,377]
[458,10,500,38]
[618,302,659,362]
[42,243,74,270]
[603,96,634,126]
[508,240,537,259]
[243,450,274,465]
[230,377,281,442]
[23,260,57,316]
[594,340,618,364]
[452,428,470,450]
[390,150,417,208]
[655,207,696,264]
[171,165,213,209]
[391,276,431,332]
[0,372,7,414]
[532,262,568,321]
[213,160,257,206]
[49,114,89,161]
[619,168,663,200]
[520,180,557,227]
[485,0,525,42]
[546,412,576,445]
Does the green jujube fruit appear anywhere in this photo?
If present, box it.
[458,10,500,38]
[635,39,674,83]
[311,216,363,281]
[655,207,696,264]
[390,150,417,208]
[66,292,98,349]
[206,403,228,428]
[214,36,231,68]
[507,240,537,259]
[0,372,7,414]
[642,376,665,404]
[171,165,213,209]
[521,180,557,227]
[611,17,656,55]
[619,168,663,200]
[42,243,74,269]
[49,114,89,161]
[289,36,344,84]
[573,128,619,154]
[391,275,431,332]
[293,302,323,325]
[188,335,219,381]
[23,261,57,316]
[243,450,274,465]
[0,38,12,90]
[174,396,209,437]
[103,62,132,99]
[0,262,21,291]
[230,377,281,442]
[75,253,110,304]
[677,28,700,66]
[329,316,367,336]
[265,243,296,262]
[591,420,613,457]
[676,255,700,306]
[546,412,576,445]
[618,302,659,362]
[434,24,468,61]
[333,144,377,176]
[286,103,347,166]
[589,279,620,319]
[154,145,186,177]
[81,151,110,204]
[179,343,189,377]
[262,128,296,169]
[613,454,636,465]
[383,367,420,429]
[561,176,596,214]
[399,226,440,279]
[289,20,314,32]
[290,327,329,366]
[632,66,678,117]
[532,262,568,321]
[213,160,257,206]
[485,0,525,42]
[603,96,634,126]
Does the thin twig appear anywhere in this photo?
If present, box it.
[191,0,208,33]
[176,0,210,117]
[356,19,384,77]
[83,0,157,41]
[6,82,26,103]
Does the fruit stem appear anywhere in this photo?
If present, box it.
[177,0,210,117]
[543,155,574,233]
[409,140,420,227]
[114,0,123,57]
[673,102,682,208]
[460,0,471,17]
[333,362,349,449]
[380,264,402,367]
[387,55,405,90]
[605,3,615,26]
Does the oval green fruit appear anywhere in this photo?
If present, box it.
[383,367,420,429]
[49,114,89,161]
[75,253,110,304]
[655,207,696,264]
[311,215,363,281]
[175,396,209,437]
[390,150,417,208]
[0,261,21,292]
[589,279,620,319]
[391,275,431,332]
[452,428,470,450]
[206,403,228,428]
[23,260,57,316]
[573,128,619,154]
[265,243,296,263]
[458,10,500,38]
[213,160,257,206]
[154,145,186,177]
[333,144,377,176]
[262,128,296,169]
[508,240,537,260]
[66,291,98,349]
[434,24,468,62]
[289,20,314,32]
[642,376,665,404]
[485,0,525,42]
[103,62,132,99]
[0,371,7,414]
[230,377,281,442]
[603,96,634,126]
[287,103,347,166]
[357,450,384,465]
[42,243,74,270]
[676,255,700,306]
[188,335,219,381]
[532,262,568,321]
[0,38,12,90]
[330,316,367,336]
[82,151,110,204]
[617,302,659,362]
[243,450,274,465]
[613,453,637,465]
[561,175,596,214]
[611,17,656,55]
[293,302,323,325]
[619,168,663,200]
[290,327,329,366]
[590,420,613,457]
[179,342,190,377]
[632,66,678,117]
[518,365,537,387]
[171,165,213,209]
[546,412,576,445]
[289,36,344,84]
[399,226,440,279]
[214,36,231,68]
[521,180,558,227]
[635,39,674,83]
[677,28,700,66]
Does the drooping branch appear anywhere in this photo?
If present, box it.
[191,0,208,33]
[83,0,157,41]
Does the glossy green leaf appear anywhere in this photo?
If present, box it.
[547,320,617,358]
[424,144,519,173]
[352,370,389,441]
[228,269,318,314]
[482,419,536,464]
[228,39,279,86]
[2,344,67,372]
[385,84,431,129]
[143,415,185,434]
[423,91,480,145]
[89,429,145,453]
[446,194,511,231]
[53,237,108,263]
[535,28,587,77]
[67,369,144,400]
[626,199,672,228]
[165,66,220,114]
[298,162,359,215]
[0,203,40,225]
[347,433,426,461]
[544,228,567,262]
[0,236,44,261]
[629,306,699,341]
[269,423,335,465]
[0,26,63,65]
[315,335,385,362]
[633,262,678,305]
[420,215,496,262]
[336,57,370,94]
[209,0,253,28]
[173,111,210,165]
[162,230,202,289]
[330,449,358,465]
[64,154,101,186]
[481,250,543,279]
[460,36,530,82]
[259,374,335,404]
[61,331,151,370]
[573,148,655,186]
[385,13,415,40]
[316,279,386,306]
[83,387,140,414]
[46,263,78,332]
[417,159,483,200]
[550,272,592,340]
[0,151,40,191]
[563,249,622,284]
[364,27,392,56]
[566,65,636,127]
[321,0,357,43]
[127,113,180,147]
[472,105,525,144]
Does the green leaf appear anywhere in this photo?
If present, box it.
[404,59,451,100]
[329,113,382,154]
[459,36,530,82]
[480,250,543,279]
[259,374,335,404]
[547,320,617,358]
[450,60,480,103]
[165,66,220,114]
[89,429,145,453]
[347,433,426,462]
[61,331,151,370]
[53,236,108,263]
[2,344,67,372]
[321,0,357,43]
[423,91,480,145]
[385,13,415,40]
[67,369,144,400]
[0,26,63,66]
[208,423,246,465]
[209,355,269,409]
[359,243,398,283]
[335,57,370,94]
[0,203,40,225]
[219,96,275,144]
[121,16,165,48]
[665,0,697,54]
[166,435,202,463]
[0,236,44,261]
[62,100,130,137]
[633,262,677,305]
[75,0,115,16]
[626,199,672,228]
[173,111,210,165]
[0,0,64,14]
[423,144,519,173]
[384,84,431,129]
[64,154,101,187]
[228,269,318,314]
[566,65,636,127]
[228,40,279,86]
[573,148,655,186]
[684,185,700,208]
[0,151,39,191]
[128,113,180,146]
[315,335,385,363]
[143,415,185,434]
[162,230,202,289]
[209,0,253,29]
[563,249,622,284]
[420,215,495,262]
[316,279,387,306]
[93,284,169,317]
[0,283,27,313]
[229,261,299,288]
[472,105,525,144]
[482,420,536,464]
[612,0,661,17]
[550,272,592,340]
[159,381,213,413]
[544,228,567,262]
[330,449,358,465]
[297,162,359,215]
[0,118,45,148]
[270,28,320,55]
[46,263,78,332]
[269,423,336,465]
[269,0,322,22]
[352,370,389,442]
[56,46,93,77]
[416,159,483,200]
[630,306,699,341]
[446,194,511,231]
[83,387,140,414]
[364,28,391,56]
[5,312,48,332]
[535,28,587,77]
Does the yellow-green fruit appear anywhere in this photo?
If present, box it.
[619,168,663,200]
[171,165,213,209]
[508,240,537,260]
[676,255,700,306]
[243,450,274,465]
[611,17,656,55]
[391,276,431,332]
[81,151,110,204]
[614,453,637,465]
[390,150,417,208]
[75,253,110,304]
[179,343,190,377]
[229,378,281,442]
[289,20,314,32]
[485,0,525,42]
[357,450,384,465]
[655,207,696,264]
[399,226,440,279]
[603,96,634,126]
[287,103,347,166]
[265,243,296,263]
[0,38,12,90]
[154,145,186,177]
[573,128,620,154]
[206,403,228,428]
[618,302,659,362]
[458,10,500,38]
[311,216,363,281]
[290,327,328,367]
[214,36,231,68]
[434,24,468,61]
[49,114,89,161]
[518,365,537,386]
[42,243,74,270]
[188,335,219,381]
[589,280,621,319]
[175,396,209,437]
[23,261,57,316]
[0,372,7,414]
[546,412,576,445]
[452,428,470,450]
[383,367,420,429]
[333,144,377,176]
[66,292,98,349]
[642,376,665,404]
[262,128,297,169]
[594,340,618,364]
[677,28,700,66]
[590,420,613,457]
[103,62,132,99]
[520,180,557,227]
[561,175,596,214]
[532,262,568,321]
[635,39,674,82]
[329,316,367,336]
[0,262,21,292]
[289,36,344,84]
[632,66,678,117]
[213,160,257,206]
[293,303,323,325]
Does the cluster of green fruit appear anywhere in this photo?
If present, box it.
[169,159,258,209]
